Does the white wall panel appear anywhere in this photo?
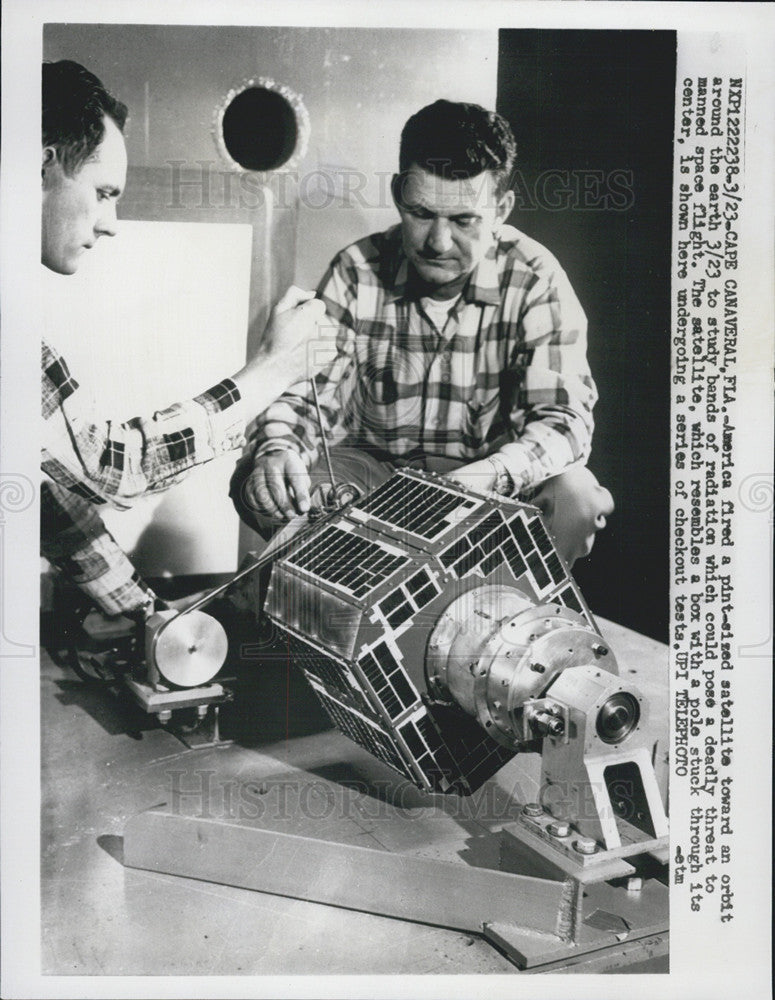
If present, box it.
[42,219,252,575]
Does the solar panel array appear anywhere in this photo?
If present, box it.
[358,474,480,541]
[309,681,417,781]
[438,507,565,596]
[375,567,442,631]
[285,524,409,599]
[358,641,421,721]
[268,469,593,794]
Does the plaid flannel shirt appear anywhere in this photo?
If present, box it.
[41,478,157,616]
[250,224,596,494]
[42,338,246,509]
[41,338,246,613]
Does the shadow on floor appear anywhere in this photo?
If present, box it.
[97,833,124,865]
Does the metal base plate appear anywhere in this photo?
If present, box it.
[124,677,228,714]
[123,806,668,971]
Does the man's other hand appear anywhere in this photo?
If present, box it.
[444,459,497,495]
[249,286,326,387]
[243,449,312,522]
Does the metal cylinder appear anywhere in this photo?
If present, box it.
[426,586,618,749]
[145,610,228,688]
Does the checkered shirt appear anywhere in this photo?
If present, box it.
[42,338,246,510]
[41,338,246,614]
[41,479,157,615]
[249,224,597,493]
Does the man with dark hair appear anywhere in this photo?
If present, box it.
[397,98,516,197]
[41,60,324,615]
[43,59,129,176]
[231,99,613,566]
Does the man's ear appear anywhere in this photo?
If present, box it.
[494,188,515,229]
[42,146,57,182]
[391,173,404,211]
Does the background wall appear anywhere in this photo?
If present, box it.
[43,25,498,288]
[497,30,676,641]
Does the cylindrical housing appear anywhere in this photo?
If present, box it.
[426,586,618,748]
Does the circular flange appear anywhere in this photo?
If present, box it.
[213,77,310,178]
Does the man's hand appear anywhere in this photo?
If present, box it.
[444,459,498,495]
[242,449,312,522]
[531,465,614,565]
[239,286,327,394]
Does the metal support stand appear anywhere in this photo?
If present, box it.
[124,805,667,970]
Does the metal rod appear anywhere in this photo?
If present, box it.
[147,503,340,656]
[150,374,338,657]
[310,376,337,494]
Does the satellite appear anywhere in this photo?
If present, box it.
[123,466,669,966]
[263,468,667,854]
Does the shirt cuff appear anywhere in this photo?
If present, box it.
[255,437,305,460]
[194,378,247,454]
[491,447,534,496]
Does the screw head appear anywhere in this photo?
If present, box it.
[548,820,571,838]
[522,802,543,818]
[574,836,598,855]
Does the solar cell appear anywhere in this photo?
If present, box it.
[358,473,478,540]
[286,525,408,598]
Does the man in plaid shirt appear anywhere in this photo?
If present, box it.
[41,60,324,616]
[231,100,613,565]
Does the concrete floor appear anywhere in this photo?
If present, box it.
[41,613,668,976]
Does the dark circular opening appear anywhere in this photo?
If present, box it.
[596,692,640,744]
[221,87,298,171]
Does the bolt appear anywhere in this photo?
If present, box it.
[626,877,643,895]
[522,802,543,818]
[574,836,598,855]
[548,820,571,838]
[158,710,172,724]
[592,643,608,657]
[530,662,546,673]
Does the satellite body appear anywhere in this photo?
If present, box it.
[264,469,633,801]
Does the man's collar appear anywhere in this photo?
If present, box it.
[461,245,502,305]
[385,238,502,306]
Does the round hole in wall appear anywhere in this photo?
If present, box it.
[214,78,310,176]
[222,88,296,171]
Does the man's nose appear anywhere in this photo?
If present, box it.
[426,217,453,253]
[96,202,118,238]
